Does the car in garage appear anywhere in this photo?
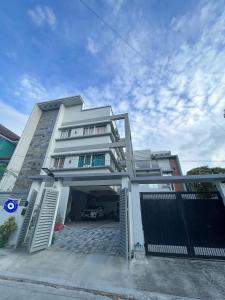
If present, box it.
[81,205,105,220]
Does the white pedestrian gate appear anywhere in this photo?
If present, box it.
[29,188,59,253]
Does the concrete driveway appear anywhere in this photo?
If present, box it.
[52,221,120,256]
[0,248,225,299]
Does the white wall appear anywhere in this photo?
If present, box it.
[62,105,112,124]
[157,158,171,171]
[0,105,42,191]
[0,180,43,247]
[0,205,24,246]
[55,135,112,149]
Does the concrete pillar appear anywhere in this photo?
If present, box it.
[58,186,70,224]
[131,183,145,260]
[27,180,42,201]
[216,182,225,206]
[121,176,129,189]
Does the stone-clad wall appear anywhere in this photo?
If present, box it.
[13,109,59,192]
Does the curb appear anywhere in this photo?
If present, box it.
[0,274,137,300]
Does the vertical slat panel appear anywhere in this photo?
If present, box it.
[29,188,59,253]
[120,188,129,260]
[140,191,225,260]
[17,190,37,247]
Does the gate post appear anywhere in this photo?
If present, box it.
[216,182,225,206]
[130,183,145,260]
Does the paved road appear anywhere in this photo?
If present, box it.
[1,248,225,299]
[0,278,116,300]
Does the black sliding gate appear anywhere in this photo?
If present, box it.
[140,192,225,259]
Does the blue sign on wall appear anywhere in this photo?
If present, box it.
[4,199,18,213]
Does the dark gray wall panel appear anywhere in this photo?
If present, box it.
[13,109,58,192]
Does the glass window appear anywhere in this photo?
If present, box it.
[54,157,65,168]
[92,154,105,166]
[83,127,94,136]
[58,157,65,168]
[78,155,91,167]
[60,129,71,138]
[53,158,59,168]
[95,125,106,134]
[78,156,84,167]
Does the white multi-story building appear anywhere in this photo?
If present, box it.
[0,96,184,259]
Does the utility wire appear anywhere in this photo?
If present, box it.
[79,0,225,132]
[79,0,159,75]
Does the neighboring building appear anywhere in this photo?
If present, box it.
[0,124,19,179]
[134,150,185,191]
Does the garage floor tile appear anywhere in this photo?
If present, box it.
[52,221,120,256]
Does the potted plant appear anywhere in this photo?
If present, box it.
[54,211,64,232]
[0,217,17,248]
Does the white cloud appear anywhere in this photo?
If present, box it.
[5,51,17,59]
[14,74,76,111]
[15,74,47,104]
[0,101,28,136]
[76,0,225,174]
[28,5,56,30]
[86,37,99,55]
[105,0,125,16]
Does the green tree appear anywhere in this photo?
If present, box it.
[186,166,225,192]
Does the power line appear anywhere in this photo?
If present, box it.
[79,0,159,75]
[79,0,225,133]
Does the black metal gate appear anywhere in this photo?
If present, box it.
[140,192,225,259]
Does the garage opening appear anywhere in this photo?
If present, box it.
[53,185,121,256]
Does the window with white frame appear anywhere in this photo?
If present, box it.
[60,129,72,138]
[53,157,65,168]
[83,126,94,136]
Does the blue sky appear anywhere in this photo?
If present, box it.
[0,0,225,173]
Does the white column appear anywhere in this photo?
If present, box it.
[58,186,70,223]
[131,183,145,246]
[216,182,225,206]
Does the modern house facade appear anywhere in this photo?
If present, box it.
[0,96,194,259]
[0,124,19,179]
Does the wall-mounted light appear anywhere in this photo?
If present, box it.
[42,167,58,181]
